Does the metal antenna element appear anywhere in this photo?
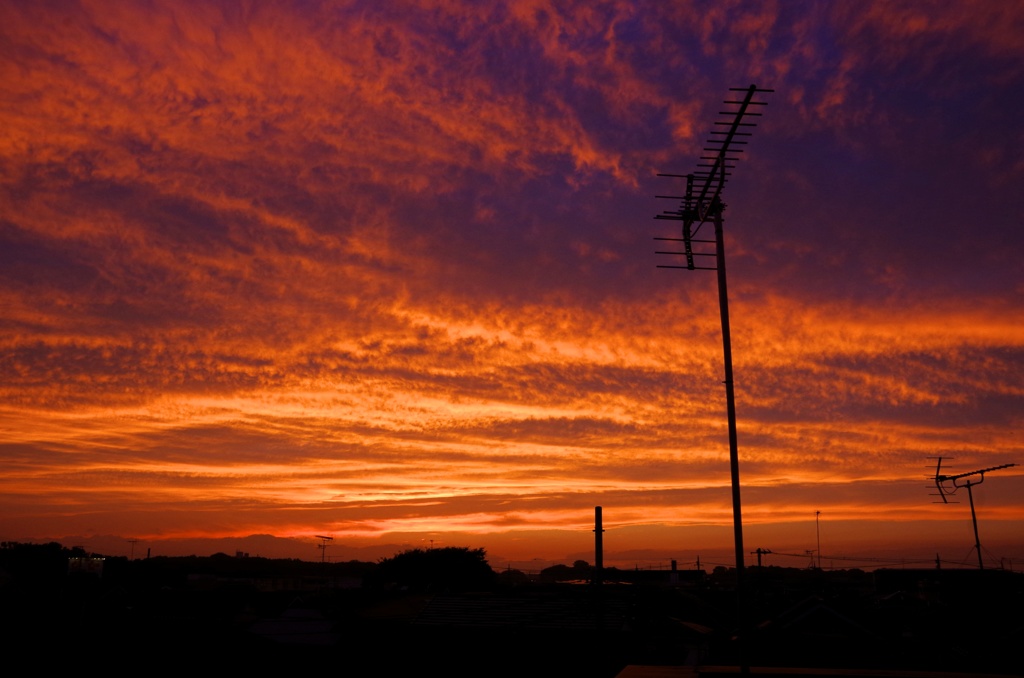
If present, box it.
[316,535,334,564]
[652,84,772,673]
[654,85,772,272]
[928,457,1017,570]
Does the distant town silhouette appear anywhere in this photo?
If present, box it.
[2,541,1020,676]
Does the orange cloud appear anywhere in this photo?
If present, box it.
[0,0,1021,565]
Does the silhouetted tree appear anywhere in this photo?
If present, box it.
[496,567,530,586]
[367,546,495,592]
[537,559,597,583]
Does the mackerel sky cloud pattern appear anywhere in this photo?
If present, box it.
[1,0,1022,564]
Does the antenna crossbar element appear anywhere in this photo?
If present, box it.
[931,457,1017,503]
[694,85,772,218]
[653,85,772,270]
[939,463,1016,485]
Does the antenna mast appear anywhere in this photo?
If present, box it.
[929,457,1017,569]
[653,84,773,671]
[316,535,333,564]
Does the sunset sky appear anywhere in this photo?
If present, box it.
[2,1,1022,569]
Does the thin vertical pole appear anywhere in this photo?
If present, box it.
[816,510,821,569]
[713,204,747,672]
[967,483,984,570]
[593,506,606,636]
[714,206,745,581]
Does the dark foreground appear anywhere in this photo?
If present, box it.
[1,546,1020,676]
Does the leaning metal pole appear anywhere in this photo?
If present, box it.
[712,202,746,610]
[712,200,750,673]
[966,483,983,571]
[708,188,749,675]
[653,85,773,673]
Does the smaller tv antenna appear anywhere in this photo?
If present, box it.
[929,456,1017,570]
[316,535,333,564]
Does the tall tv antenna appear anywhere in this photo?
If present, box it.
[316,535,333,564]
[653,84,772,670]
[929,456,1017,570]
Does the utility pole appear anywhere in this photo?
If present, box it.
[750,547,772,567]
[815,510,821,570]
